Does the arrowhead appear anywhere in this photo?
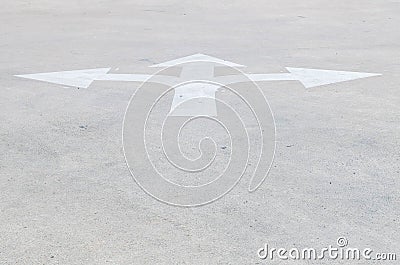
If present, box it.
[150,53,245,67]
[286,67,381,88]
[15,68,111,88]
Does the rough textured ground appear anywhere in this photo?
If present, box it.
[0,0,399,264]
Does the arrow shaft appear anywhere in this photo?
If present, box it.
[214,73,297,85]
[180,62,214,80]
[95,74,178,86]
[94,72,297,83]
[170,83,219,116]
[246,73,297,82]
[96,74,150,82]
[16,66,380,90]
[168,62,217,116]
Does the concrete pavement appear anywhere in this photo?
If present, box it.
[1,0,399,264]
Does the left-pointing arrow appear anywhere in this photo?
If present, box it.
[15,68,111,88]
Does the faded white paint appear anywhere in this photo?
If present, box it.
[15,54,381,116]
[285,67,381,88]
[169,82,220,116]
[16,68,111,88]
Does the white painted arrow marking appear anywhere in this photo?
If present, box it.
[285,67,381,88]
[16,68,111,88]
[217,68,381,88]
[170,82,220,116]
[14,54,382,195]
[168,61,219,116]
[15,54,381,116]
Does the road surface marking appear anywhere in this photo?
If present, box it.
[15,54,381,116]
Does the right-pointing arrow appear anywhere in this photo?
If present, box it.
[285,67,381,88]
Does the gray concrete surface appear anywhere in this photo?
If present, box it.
[1,0,399,264]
